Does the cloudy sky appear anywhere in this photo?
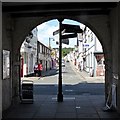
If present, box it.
[37,19,85,48]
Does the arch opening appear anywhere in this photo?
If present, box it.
[19,18,106,104]
[4,17,115,119]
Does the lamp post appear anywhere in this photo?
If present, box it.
[49,37,55,48]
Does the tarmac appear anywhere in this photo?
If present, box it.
[2,63,120,119]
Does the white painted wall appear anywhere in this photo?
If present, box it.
[20,28,38,76]
[82,27,103,76]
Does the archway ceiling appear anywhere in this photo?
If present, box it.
[2,2,117,17]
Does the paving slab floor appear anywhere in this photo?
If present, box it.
[2,95,120,119]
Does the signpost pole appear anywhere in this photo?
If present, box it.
[57,18,63,102]
[53,22,83,102]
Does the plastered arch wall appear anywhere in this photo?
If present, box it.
[2,13,113,111]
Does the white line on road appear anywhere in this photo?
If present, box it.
[52,97,75,100]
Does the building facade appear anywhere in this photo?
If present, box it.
[69,26,105,77]
[37,41,52,71]
[20,28,38,77]
[82,27,105,76]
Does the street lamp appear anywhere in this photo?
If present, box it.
[49,37,55,48]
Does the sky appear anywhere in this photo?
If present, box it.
[37,19,85,48]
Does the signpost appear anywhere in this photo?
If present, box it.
[53,29,66,36]
[62,33,77,39]
[57,19,63,102]
[55,39,69,45]
[62,39,69,45]
[53,21,83,102]
[62,24,83,33]
[53,24,83,36]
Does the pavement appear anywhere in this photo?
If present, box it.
[2,63,120,119]
[2,95,120,119]
[70,62,105,83]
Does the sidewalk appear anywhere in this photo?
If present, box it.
[2,94,120,119]
[21,68,57,80]
[70,62,105,83]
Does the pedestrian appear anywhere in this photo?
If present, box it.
[34,62,38,76]
[78,62,81,71]
[80,61,83,71]
[38,61,43,78]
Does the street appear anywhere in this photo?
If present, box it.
[4,63,118,119]
[22,62,105,96]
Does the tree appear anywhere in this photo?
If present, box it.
[62,47,73,57]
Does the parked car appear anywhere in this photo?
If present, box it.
[62,62,65,67]
[62,59,65,67]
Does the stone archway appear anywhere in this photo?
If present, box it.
[13,15,111,101]
[2,11,114,112]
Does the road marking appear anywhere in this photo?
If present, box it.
[64,97,75,100]
[65,89,73,92]
[76,106,81,109]
[52,97,75,100]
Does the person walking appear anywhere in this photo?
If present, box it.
[78,62,81,71]
[34,62,38,76]
[38,61,43,78]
